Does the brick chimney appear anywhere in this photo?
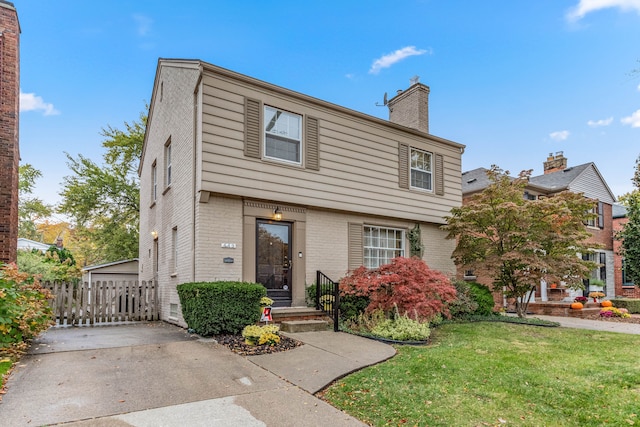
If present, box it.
[387,77,430,134]
[0,1,20,264]
[543,152,567,174]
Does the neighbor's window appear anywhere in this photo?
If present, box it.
[264,105,301,164]
[410,148,432,191]
[165,141,172,187]
[364,226,405,268]
[622,258,634,287]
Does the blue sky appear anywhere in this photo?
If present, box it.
[16,0,640,206]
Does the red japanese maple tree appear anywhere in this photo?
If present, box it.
[340,257,457,322]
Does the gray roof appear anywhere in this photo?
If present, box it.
[462,162,616,203]
[528,163,592,191]
[613,204,628,219]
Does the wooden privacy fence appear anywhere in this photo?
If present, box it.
[43,280,158,326]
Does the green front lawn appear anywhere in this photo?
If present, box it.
[1,358,12,390]
[323,322,640,426]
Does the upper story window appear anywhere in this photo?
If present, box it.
[585,201,604,229]
[165,141,172,187]
[410,148,432,191]
[264,106,302,164]
[363,225,405,269]
[151,161,157,202]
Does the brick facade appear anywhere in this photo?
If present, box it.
[613,215,640,298]
[0,1,19,265]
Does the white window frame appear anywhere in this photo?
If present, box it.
[151,161,157,202]
[171,226,178,275]
[263,105,302,165]
[165,141,172,187]
[363,225,405,269]
[410,148,433,191]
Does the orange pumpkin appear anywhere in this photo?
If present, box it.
[570,302,583,309]
[600,300,613,307]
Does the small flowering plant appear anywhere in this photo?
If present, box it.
[574,296,588,304]
[259,296,274,307]
[600,307,631,318]
[242,324,281,346]
[588,291,605,300]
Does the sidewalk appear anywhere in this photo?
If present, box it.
[0,323,396,426]
[531,314,640,334]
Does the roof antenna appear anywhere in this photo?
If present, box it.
[375,92,388,107]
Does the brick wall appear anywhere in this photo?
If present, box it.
[0,2,19,264]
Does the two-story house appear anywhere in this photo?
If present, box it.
[139,59,465,324]
[461,152,617,306]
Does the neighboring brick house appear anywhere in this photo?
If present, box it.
[0,0,19,265]
[461,152,617,306]
[139,59,465,324]
[612,204,640,298]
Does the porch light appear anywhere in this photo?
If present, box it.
[273,207,283,221]
[151,230,158,240]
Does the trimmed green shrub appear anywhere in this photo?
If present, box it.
[611,298,640,314]
[448,281,479,318]
[467,282,496,316]
[339,294,370,321]
[177,281,265,335]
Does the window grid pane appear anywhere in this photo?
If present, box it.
[410,148,432,190]
[264,106,302,164]
[363,226,405,268]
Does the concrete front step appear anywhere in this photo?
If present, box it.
[280,320,329,333]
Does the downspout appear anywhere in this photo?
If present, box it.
[191,69,203,282]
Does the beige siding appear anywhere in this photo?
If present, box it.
[198,72,462,225]
[306,208,456,284]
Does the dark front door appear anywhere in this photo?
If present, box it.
[256,220,292,307]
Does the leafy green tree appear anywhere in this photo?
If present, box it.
[443,166,598,317]
[58,113,145,264]
[617,156,640,287]
[18,164,53,241]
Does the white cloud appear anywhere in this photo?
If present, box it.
[637,83,640,91]
[549,130,570,141]
[621,109,640,127]
[133,14,153,36]
[587,117,613,127]
[567,0,640,22]
[369,46,431,75]
[19,92,60,116]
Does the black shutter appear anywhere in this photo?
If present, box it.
[598,201,604,229]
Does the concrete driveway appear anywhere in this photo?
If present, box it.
[1,322,370,426]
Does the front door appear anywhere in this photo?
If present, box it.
[256,220,292,307]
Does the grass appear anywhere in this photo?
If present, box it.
[1,357,12,390]
[322,322,640,426]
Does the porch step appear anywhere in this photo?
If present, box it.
[280,319,329,333]
[271,307,326,321]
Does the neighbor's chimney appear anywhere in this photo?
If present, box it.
[543,151,567,174]
[387,76,430,134]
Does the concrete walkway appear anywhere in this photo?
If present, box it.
[531,314,640,334]
[0,323,396,426]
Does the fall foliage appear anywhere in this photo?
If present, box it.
[340,257,457,322]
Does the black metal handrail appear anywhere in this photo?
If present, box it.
[316,270,339,332]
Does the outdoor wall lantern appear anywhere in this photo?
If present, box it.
[151,230,158,240]
[273,207,283,221]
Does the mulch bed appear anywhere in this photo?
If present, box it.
[214,334,304,356]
